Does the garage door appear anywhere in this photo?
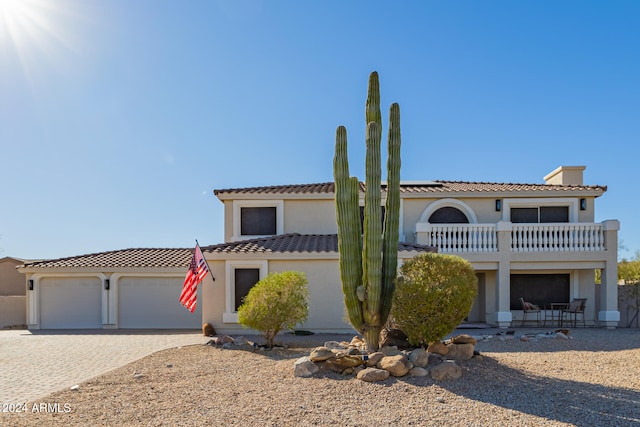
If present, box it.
[118,277,201,329]
[39,277,102,329]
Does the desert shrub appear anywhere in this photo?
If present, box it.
[391,252,478,346]
[237,271,309,347]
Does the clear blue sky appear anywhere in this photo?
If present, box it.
[1,0,638,260]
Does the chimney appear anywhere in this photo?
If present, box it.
[544,166,586,186]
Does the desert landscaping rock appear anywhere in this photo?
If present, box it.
[309,347,336,362]
[409,366,429,377]
[431,360,463,381]
[365,351,385,367]
[408,348,430,368]
[377,354,413,377]
[450,334,477,345]
[357,367,390,382]
[379,345,402,356]
[293,356,319,377]
[445,342,475,360]
[427,341,449,355]
[323,355,363,373]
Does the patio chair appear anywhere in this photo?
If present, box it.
[520,297,542,327]
[562,298,587,327]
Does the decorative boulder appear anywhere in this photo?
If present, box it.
[324,355,364,373]
[357,368,390,382]
[377,354,413,377]
[294,357,319,378]
[309,347,336,362]
[408,348,430,368]
[323,341,346,350]
[365,352,385,367]
[445,343,475,360]
[380,346,402,356]
[409,367,429,377]
[450,334,477,345]
[427,341,449,355]
[430,361,462,381]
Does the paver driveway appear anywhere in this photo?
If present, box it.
[0,329,207,404]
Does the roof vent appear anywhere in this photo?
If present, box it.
[544,166,586,186]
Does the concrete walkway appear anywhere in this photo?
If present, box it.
[0,329,207,404]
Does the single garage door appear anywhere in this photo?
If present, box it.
[118,277,201,329]
[39,277,102,329]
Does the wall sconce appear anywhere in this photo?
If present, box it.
[28,280,34,291]
[104,279,110,290]
[495,199,502,211]
[580,198,587,211]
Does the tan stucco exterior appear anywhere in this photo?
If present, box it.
[0,257,27,328]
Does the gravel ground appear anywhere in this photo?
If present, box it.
[2,328,640,427]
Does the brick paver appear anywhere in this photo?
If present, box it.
[0,329,207,404]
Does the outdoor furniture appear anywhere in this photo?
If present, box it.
[545,303,568,327]
[520,297,542,327]
[562,298,587,327]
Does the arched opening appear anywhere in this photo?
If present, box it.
[428,207,470,224]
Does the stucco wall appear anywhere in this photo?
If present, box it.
[0,258,26,296]
[0,296,26,328]
[283,200,337,235]
[202,258,354,335]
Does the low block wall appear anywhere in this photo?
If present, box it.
[0,296,26,328]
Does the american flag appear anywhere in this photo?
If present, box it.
[179,243,210,312]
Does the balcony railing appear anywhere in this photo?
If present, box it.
[511,223,606,252]
[416,222,608,254]
[418,224,498,253]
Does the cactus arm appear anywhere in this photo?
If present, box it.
[381,103,401,322]
[365,71,382,135]
[333,126,364,331]
[363,121,382,327]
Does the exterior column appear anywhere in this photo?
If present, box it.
[495,221,513,328]
[599,220,620,328]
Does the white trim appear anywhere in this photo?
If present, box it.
[417,198,478,224]
[502,198,579,222]
[232,200,284,241]
[223,260,268,323]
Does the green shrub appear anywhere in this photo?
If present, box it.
[391,253,477,346]
[237,271,309,347]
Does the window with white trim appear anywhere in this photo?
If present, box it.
[232,200,284,241]
[223,260,268,323]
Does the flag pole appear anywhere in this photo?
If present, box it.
[195,239,215,281]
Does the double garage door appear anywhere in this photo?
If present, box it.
[38,276,201,329]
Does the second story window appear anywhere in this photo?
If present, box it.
[511,206,569,223]
[232,200,284,240]
[241,207,277,236]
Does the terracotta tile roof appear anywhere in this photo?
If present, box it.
[214,180,606,196]
[19,235,435,269]
[18,248,194,269]
[203,233,436,254]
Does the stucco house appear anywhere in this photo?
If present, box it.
[0,256,28,328]
[18,165,620,331]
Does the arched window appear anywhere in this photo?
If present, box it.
[428,207,469,224]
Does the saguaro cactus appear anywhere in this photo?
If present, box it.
[333,71,401,351]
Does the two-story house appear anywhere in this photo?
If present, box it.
[18,165,619,332]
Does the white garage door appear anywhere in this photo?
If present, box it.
[118,277,201,329]
[39,277,102,329]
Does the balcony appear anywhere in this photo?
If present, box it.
[415,221,616,254]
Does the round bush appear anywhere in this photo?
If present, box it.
[391,252,478,346]
[237,271,309,347]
